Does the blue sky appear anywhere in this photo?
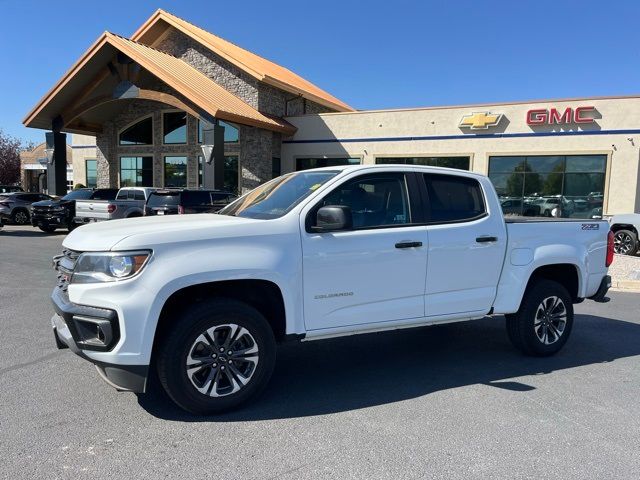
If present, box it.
[1,0,639,144]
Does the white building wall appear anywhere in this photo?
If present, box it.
[71,134,97,187]
[283,96,640,215]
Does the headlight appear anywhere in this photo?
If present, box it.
[71,251,151,284]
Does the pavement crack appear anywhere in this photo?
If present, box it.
[0,351,61,376]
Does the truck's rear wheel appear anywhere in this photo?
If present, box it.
[156,298,276,415]
[613,229,638,255]
[506,279,574,356]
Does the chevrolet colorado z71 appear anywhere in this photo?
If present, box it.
[50,165,613,414]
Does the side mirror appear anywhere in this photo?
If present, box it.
[312,205,353,232]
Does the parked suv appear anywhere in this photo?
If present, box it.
[0,192,52,225]
[145,189,236,216]
[31,188,118,232]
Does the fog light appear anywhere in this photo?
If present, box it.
[73,316,113,347]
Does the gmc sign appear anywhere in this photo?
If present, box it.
[526,106,595,125]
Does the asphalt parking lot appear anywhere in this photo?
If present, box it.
[1,224,640,479]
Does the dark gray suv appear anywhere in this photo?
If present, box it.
[0,192,52,225]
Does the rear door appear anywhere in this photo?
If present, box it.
[421,173,505,318]
[301,171,428,331]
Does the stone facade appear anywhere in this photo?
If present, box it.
[96,99,240,191]
[91,26,340,192]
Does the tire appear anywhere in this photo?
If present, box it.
[12,209,29,225]
[156,298,276,415]
[613,229,638,256]
[506,279,574,356]
[67,221,77,232]
[39,225,57,233]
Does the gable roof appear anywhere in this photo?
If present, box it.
[132,9,354,113]
[23,32,296,135]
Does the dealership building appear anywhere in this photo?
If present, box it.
[24,9,640,215]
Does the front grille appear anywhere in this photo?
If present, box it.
[53,249,81,292]
[33,205,53,213]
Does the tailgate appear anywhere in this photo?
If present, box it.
[75,200,111,220]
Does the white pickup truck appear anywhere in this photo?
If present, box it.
[50,165,613,414]
[606,214,640,256]
[74,187,155,224]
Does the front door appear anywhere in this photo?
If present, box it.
[301,171,428,331]
[421,172,505,317]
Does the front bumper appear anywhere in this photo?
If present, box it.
[51,287,148,392]
[588,275,611,303]
[32,212,67,226]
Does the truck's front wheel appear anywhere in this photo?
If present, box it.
[156,298,276,415]
[506,280,574,356]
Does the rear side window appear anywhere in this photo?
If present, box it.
[183,191,212,206]
[92,189,118,200]
[116,190,128,200]
[147,192,181,207]
[423,174,485,222]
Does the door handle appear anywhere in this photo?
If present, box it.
[476,236,498,243]
[395,241,423,249]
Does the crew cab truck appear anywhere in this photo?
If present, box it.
[74,187,155,224]
[50,165,613,414]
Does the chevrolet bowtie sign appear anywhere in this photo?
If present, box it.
[459,112,503,130]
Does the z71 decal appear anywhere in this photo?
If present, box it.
[581,223,600,230]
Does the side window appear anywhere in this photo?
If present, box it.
[319,173,412,229]
[134,190,146,201]
[116,190,128,200]
[423,173,485,222]
[183,191,210,206]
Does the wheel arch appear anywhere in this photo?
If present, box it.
[524,263,581,304]
[150,279,287,365]
[610,223,638,236]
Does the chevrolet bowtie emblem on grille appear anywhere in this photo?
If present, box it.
[459,112,503,130]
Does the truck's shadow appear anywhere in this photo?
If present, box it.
[137,314,640,421]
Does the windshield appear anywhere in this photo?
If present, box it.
[62,190,93,201]
[219,171,339,219]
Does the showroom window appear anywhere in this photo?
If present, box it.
[119,117,153,145]
[197,120,239,143]
[120,157,153,187]
[296,157,360,171]
[488,155,606,218]
[164,156,188,187]
[163,112,187,144]
[197,155,239,193]
[376,156,470,170]
[85,159,97,188]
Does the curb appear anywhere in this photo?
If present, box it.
[610,279,640,293]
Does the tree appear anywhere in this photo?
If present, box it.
[0,129,24,185]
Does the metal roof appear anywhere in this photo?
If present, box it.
[132,9,354,113]
[23,32,296,135]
